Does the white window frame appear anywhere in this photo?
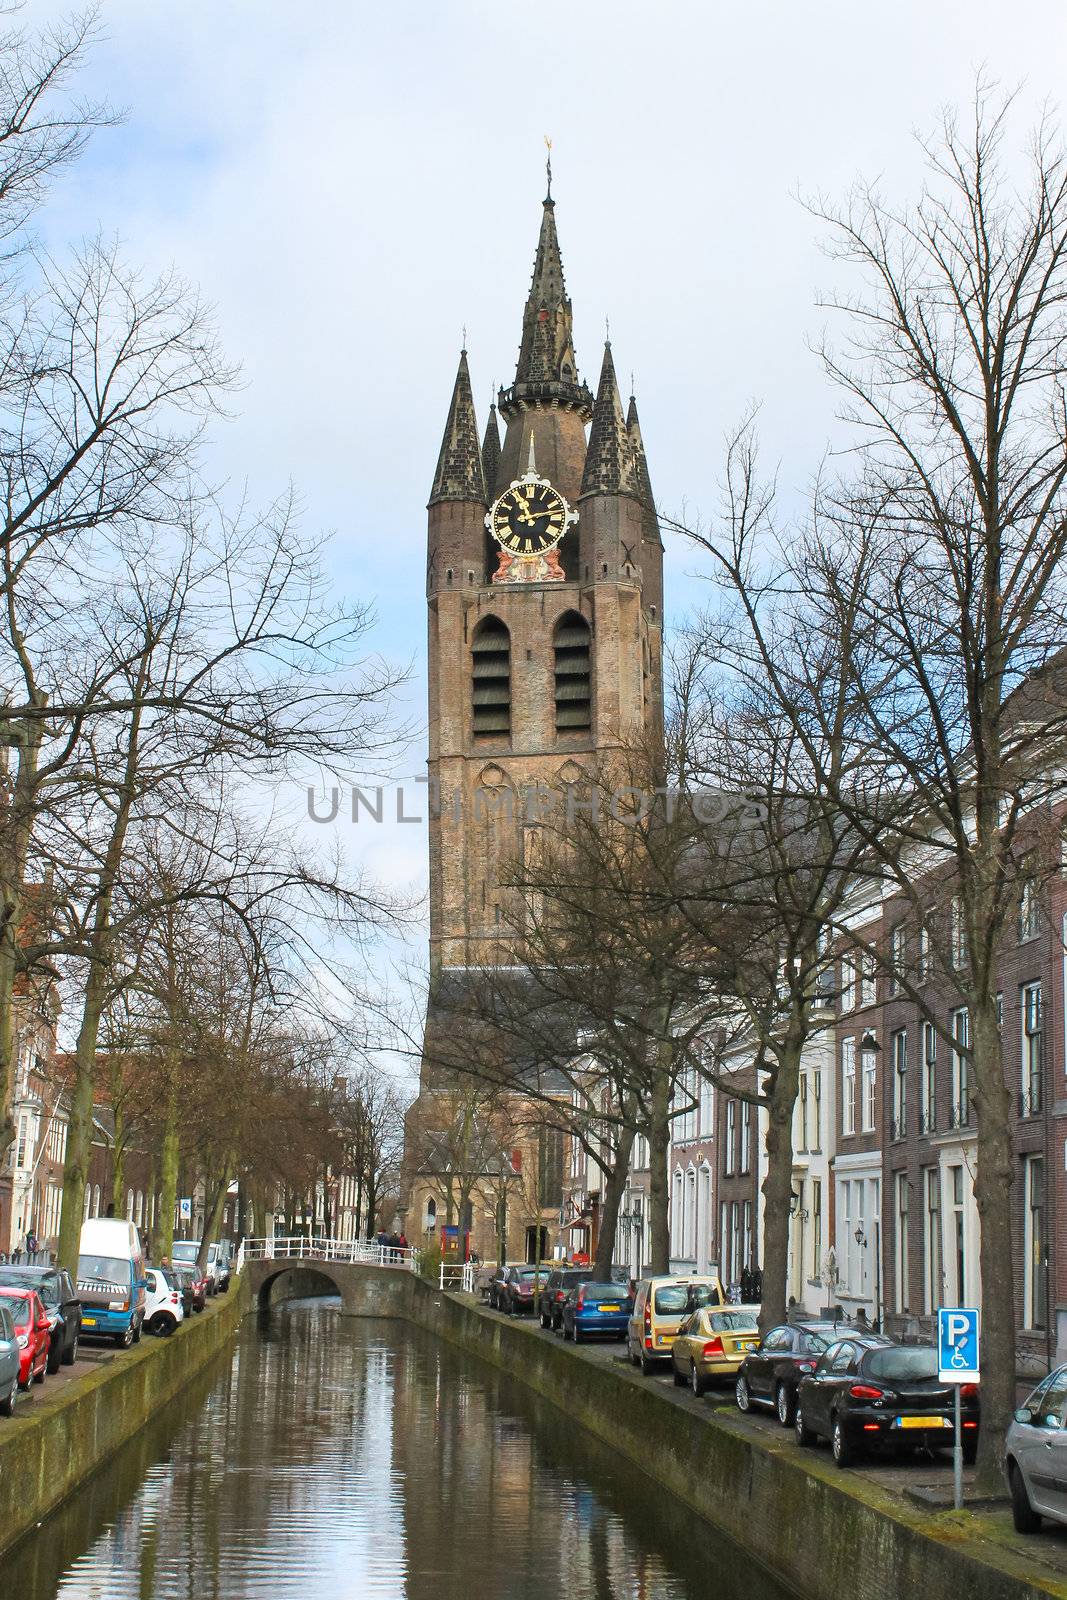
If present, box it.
[842,1038,856,1137]
[861,1045,878,1133]
[891,1028,907,1140]
[1023,1154,1046,1330]
[1022,982,1043,1117]
[921,1022,937,1134]
[950,1007,970,1127]
[894,1170,909,1313]
[923,1166,942,1315]
[724,1100,736,1176]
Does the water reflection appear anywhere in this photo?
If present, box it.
[1,1297,798,1600]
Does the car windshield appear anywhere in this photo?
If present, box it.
[802,1332,830,1353]
[517,1269,543,1281]
[78,1255,132,1289]
[584,1283,624,1298]
[653,1285,690,1313]
[708,1310,759,1332]
[0,1268,58,1306]
[2,1295,31,1328]
[866,1347,939,1381]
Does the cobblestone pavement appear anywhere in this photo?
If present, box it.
[474,1296,1067,1584]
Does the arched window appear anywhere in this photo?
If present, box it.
[83,1185,92,1220]
[92,1185,101,1218]
[126,1189,134,1220]
[472,616,511,739]
[426,1197,437,1230]
[553,612,591,735]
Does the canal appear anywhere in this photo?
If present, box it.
[1,1295,799,1600]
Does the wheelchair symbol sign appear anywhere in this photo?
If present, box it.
[938,1307,980,1382]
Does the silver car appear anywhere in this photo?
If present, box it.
[0,1303,20,1415]
[1004,1364,1067,1532]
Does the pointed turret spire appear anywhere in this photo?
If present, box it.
[481,401,501,501]
[626,391,656,513]
[499,196,593,423]
[429,350,486,505]
[580,342,636,498]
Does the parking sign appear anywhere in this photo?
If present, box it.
[938,1306,980,1383]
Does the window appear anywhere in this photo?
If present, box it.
[126,1188,134,1221]
[861,1044,878,1133]
[950,896,967,968]
[811,1071,822,1151]
[950,1165,966,1304]
[859,952,877,1008]
[811,1179,822,1281]
[553,612,592,735]
[889,925,906,994]
[891,1029,908,1140]
[895,1171,910,1313]
[1018,878,1038,941]
[15,1114,29,1168]
[740,1101,752,1173]
[92,1185,101,1218]
[724,1100,736,1176]
[798,1072,809,1151]
[742,1200,753,1272]
[921,1023,937,1134]
[1023,1155,1047,1330]
[950,1008,971,1127]
[918,920,932,982]
[924,1168,942,1314]
[1022,982,1043,1117]
[840,955,856,1012]
[471,616,511,739]
[842,1039,856,1136]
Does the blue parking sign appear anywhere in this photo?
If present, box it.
[938,1307,980,1382]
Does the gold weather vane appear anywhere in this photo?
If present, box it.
[544,134,553,199]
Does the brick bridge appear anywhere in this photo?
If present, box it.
[239,1238,418,1317]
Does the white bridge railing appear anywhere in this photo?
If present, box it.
[240,1236,417,1272]
[438,1261,475,1294]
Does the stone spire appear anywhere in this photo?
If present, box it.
[580,342,636,499]
[499,198,593,422]
[481,401,501,501]
[429,350,486,505]
[627,392,657,513]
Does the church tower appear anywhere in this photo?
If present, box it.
[425,183,664,977]
[403,178,663,1258]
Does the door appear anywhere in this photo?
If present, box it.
[1017,1372,1067,1518]
[749,1327,790,1398]
[806,1342,855,1433]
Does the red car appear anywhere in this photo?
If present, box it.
[0,1287,50,1389]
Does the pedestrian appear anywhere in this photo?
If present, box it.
[26,1228,38,1262]
[387,1230,400,1263]
[751,1266,763,1303]
[739,1265,753,1303]
[855,1305,869,1330]
[397,1232,408,1253]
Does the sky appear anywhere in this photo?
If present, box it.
[30,0,1067,1052]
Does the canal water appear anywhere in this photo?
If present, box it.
[1,1296,799,1600]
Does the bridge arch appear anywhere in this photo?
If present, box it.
[256,1264,343,1312]
[244,1252,416,1319]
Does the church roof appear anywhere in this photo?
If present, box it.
[498,199,593,421]
[429,349,487,505]
[481,403,501,501]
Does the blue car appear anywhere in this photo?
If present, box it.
[561,1279,633,1343]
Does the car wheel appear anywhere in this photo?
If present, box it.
[628,1343,640,1367]
[47,1340,61,1376]
[116,1322,134,1349]
[690,1363,707,1398]
[33,1360,45,1384]
[639,1352,655,1377]
[831,1417,856,1468]
[132,1318,142,1344]
[735,1374,752,1413]
[0,1381,15,1417]
[1010,1462,1041,1534]
[795,1403,816,1447]
[776,1382,796,1428]
[672,1362,685,1386]
[62,1333,78,1367]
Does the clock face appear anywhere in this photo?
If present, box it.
[490,481,569,555]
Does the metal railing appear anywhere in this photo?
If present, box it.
[438,1261,475,1294]
[240,1236,417,1271]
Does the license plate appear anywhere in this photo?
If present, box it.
[895,1415,949,1429]
[82,1318,96,1326]
[599,1304,620,1312]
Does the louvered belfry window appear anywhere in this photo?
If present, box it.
[554,611,592,734]
[471,615,511,739]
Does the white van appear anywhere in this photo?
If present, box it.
[77,1218,147,1347]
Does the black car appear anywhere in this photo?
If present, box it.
[795,1339,981,1467]
[0,1264,81,1372]
[735,1320,877,1426]
[538,1268,594,1330]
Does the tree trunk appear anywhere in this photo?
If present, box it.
[197,1165,230,1273]
[759,1031,802,1335]
[647,1057,672,1274]
[0,717,42,1162]
[157,1080,179,1259]
[971,992,1016,1494]
[593,1122,636,1280]
[57,961,108,1273]
[111,1109,126,1218]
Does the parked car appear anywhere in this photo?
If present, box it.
[143,1268,184,1336]
[560,1279,633,1343]
[501,1265,549,1316]
[539,1267,592,1330]
[487,1263,521,1311]
[0,1303,19,1416]
[168,1260,207,1315]
[626,1276,724,1375]
[215,1239,233,1291]
[0,1264,81,1372]
[171,1239,221,1295]
[0,1287,50,1389]
[1005,1365,1067,1533]
[735,1319,873,1426]
[795,1339,979,1467]
[77,1217,146,1347]
[671,1305,760,1396]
